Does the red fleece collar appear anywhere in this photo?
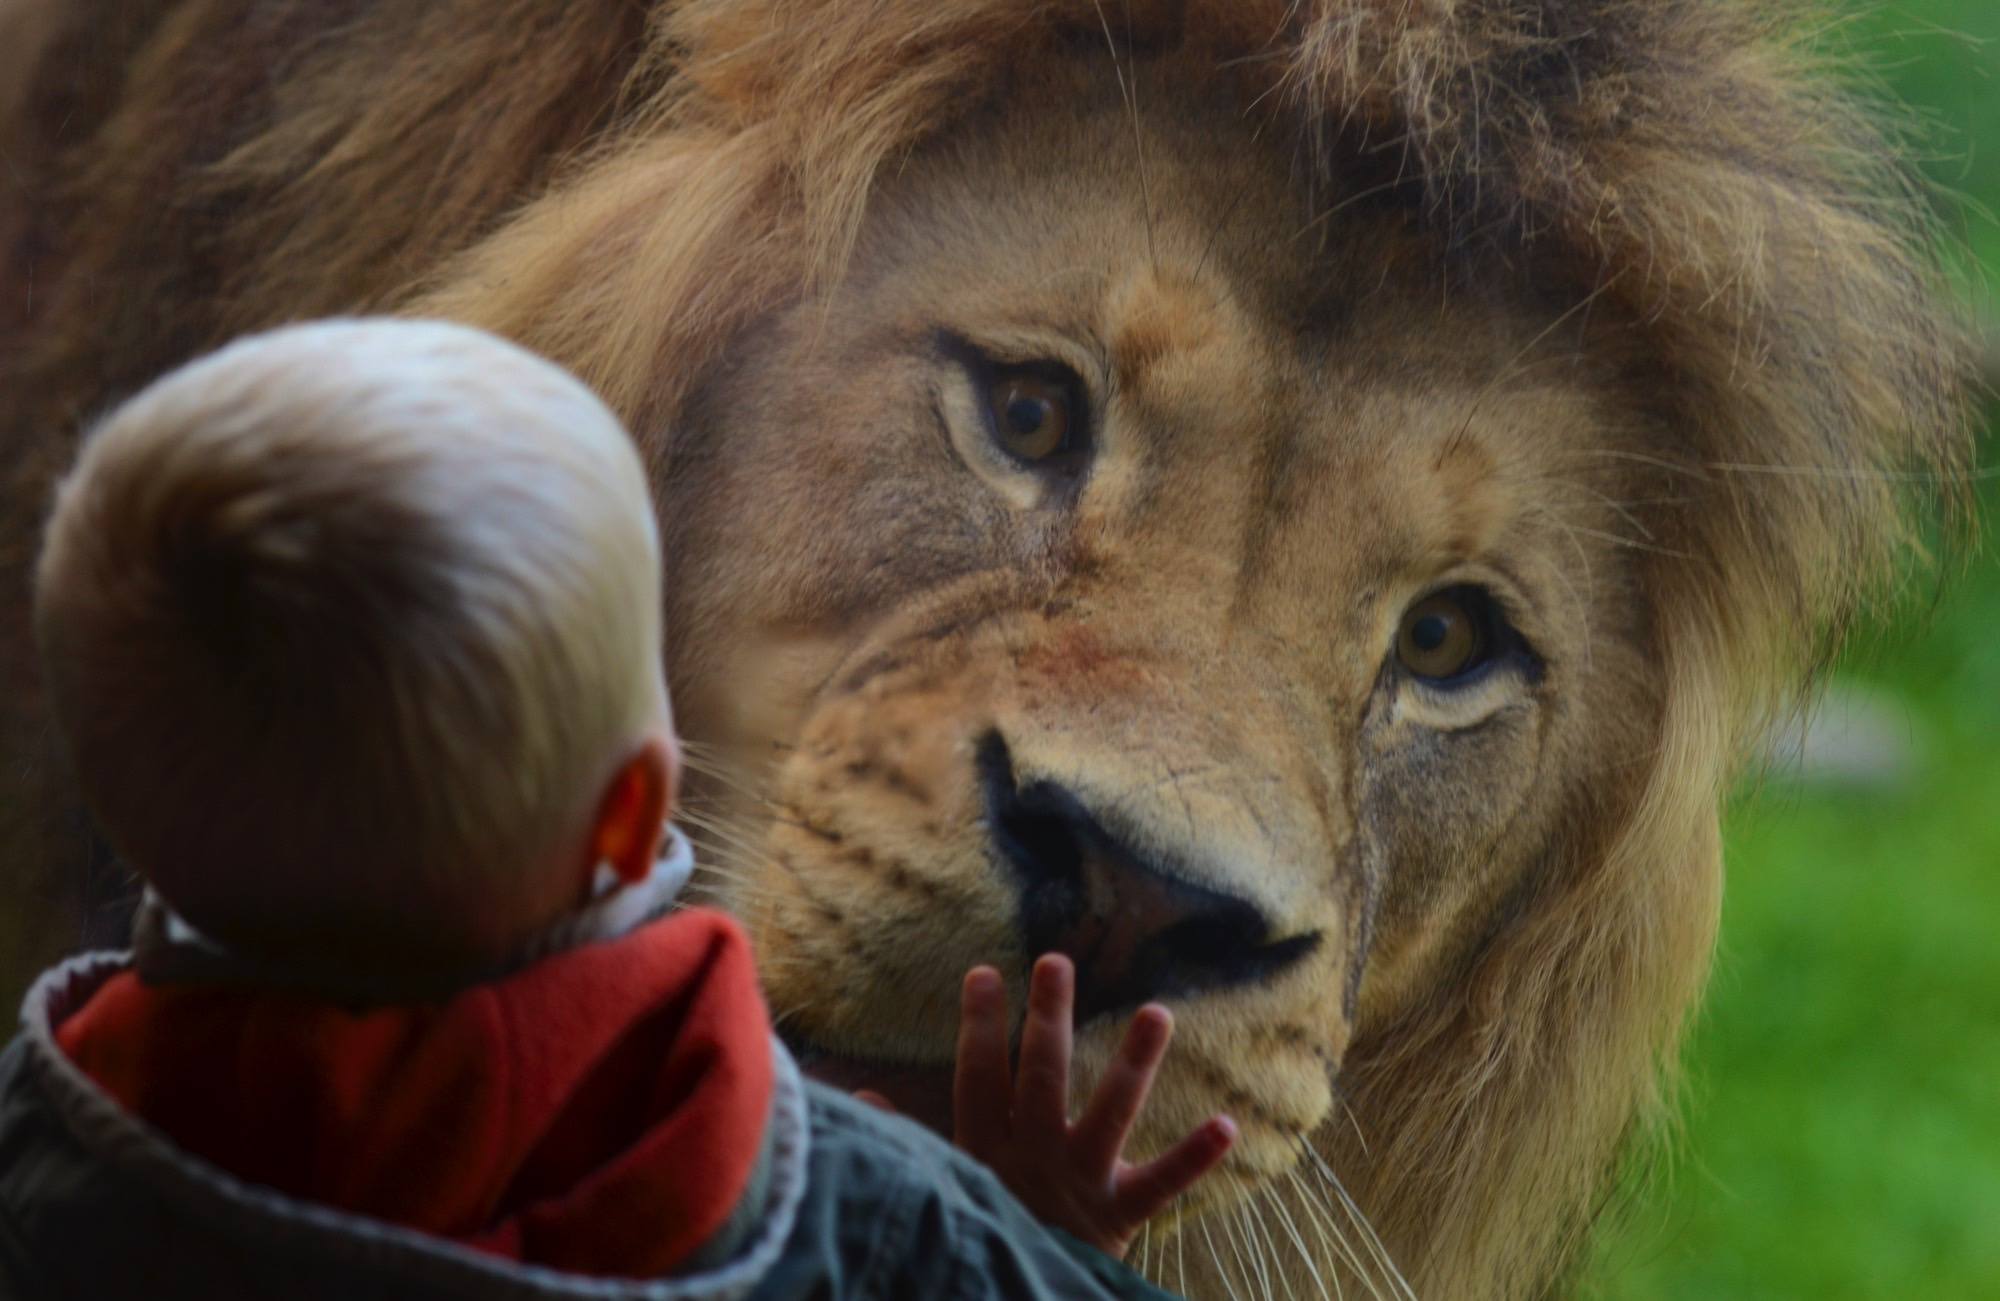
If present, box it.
[57,908,774,1280]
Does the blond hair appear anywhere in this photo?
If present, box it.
[34,319,665,981]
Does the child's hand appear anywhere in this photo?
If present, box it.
[951,953,1236,1259]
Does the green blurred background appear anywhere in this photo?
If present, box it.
[1587,3,2000,1297]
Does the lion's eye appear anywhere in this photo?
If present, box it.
[987,369,1077,463]
[1395,588,1493,682]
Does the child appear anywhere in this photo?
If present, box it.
[0,319,1234,1300]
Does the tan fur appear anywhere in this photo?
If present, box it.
[0,3,1976,1298]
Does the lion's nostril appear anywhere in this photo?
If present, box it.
[976,731,1320,1023]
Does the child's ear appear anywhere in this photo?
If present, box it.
[588,730,680,886]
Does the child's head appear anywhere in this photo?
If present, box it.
[34,319,677,989]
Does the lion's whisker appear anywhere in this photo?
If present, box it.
[1028,264,1116,291]
[680,846,772,890]
[1217,1197,1265,1301]
[1229,1201,1265,1301]
[1288,179,1411,246]
[1291,1139,1396,1300]
[1197,1207,1245,1301]
[678,742,778,801]
[1521,500,1597,673]
[1088,0,1156,274]
[676,764,768,804]
[676,811,773,862]
[1245,1195,1293,1301]
[1264,1182,1333,1301]
[675,826,761,864]
[764,997,821,1034]
[1569,447,1712,480]
[1175,1196,1189,1299]
[1193,160,1259,279]
[1335,1092,1372,1161]
[1555,520,1695,560]
[1300,1144,1415,1301]
[1284,1166,1353,1300]
[1558,479,1659,543]
[1251,1196,1286,1301]
[1705,460,2000,483]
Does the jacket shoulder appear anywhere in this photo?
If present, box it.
[0,1034,284,1299]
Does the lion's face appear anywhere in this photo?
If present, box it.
[658,57,1659,1196]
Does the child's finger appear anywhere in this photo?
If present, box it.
[1070,1003,1173,1180]
[1111,1115,1237,1228]
[1014,953,1075,1137]
[953,966,1012,1156]
[853,1089,897,1113]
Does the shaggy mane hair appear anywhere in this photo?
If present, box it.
[0,1,1977,1296]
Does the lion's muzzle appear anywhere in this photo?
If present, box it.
[977,729,1323,1024]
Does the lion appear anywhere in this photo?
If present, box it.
[0,1,1977,1297]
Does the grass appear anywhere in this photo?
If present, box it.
[1589,8,2000,1294]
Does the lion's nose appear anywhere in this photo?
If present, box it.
[976,731,1320,1023]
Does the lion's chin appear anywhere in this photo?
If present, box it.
[792,1044,958,1136]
